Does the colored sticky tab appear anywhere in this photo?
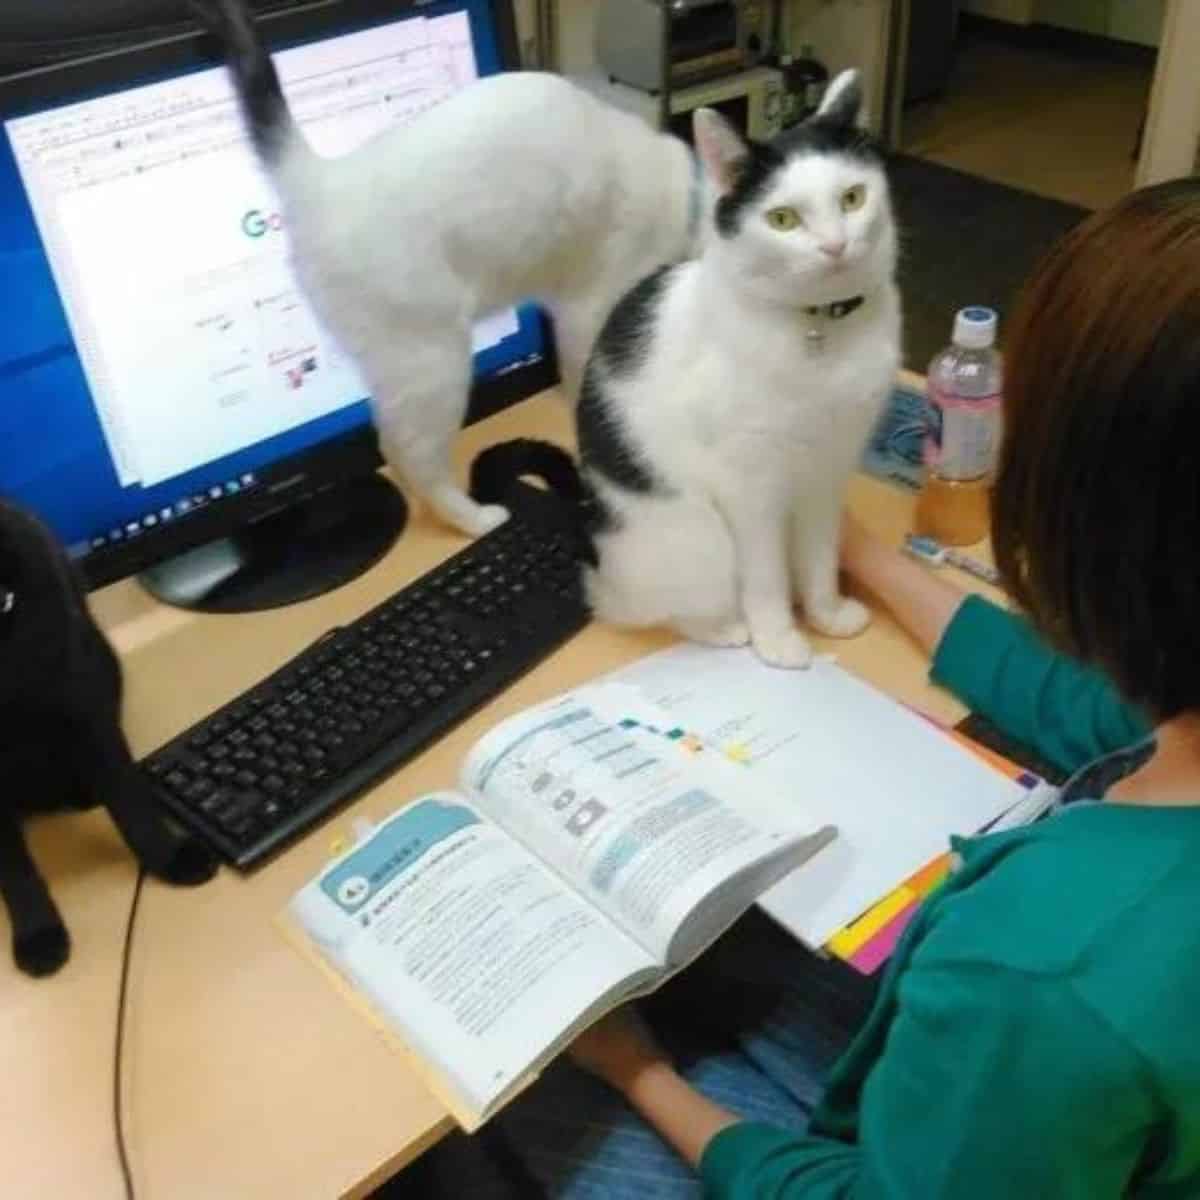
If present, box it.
[848,897,921,975]
[723,742,751,764]
[907,853,953,896]
[828,885,916,958]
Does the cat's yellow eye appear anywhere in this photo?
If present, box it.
[765,206,801,232]
[841,184,867,213]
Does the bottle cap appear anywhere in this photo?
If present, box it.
[781,52,794,66]
[953,306,998,349]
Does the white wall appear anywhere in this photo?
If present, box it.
[1106,0,1165,47]
[1035,0,1164,44]
[963,0,1036,23]
[1137,0,1200,185]
[1034,0,1105,33]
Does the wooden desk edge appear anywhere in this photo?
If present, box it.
[11,374,974,1200]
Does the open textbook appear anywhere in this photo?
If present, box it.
[610,644,1028,945]
[285,681,836,1129]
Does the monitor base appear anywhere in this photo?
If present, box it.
[138,473,408,613]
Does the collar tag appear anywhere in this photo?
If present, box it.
[803,295,866,353]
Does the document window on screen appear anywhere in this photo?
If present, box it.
[5,11,516,491]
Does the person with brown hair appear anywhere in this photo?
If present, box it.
[450,179,1200,1197]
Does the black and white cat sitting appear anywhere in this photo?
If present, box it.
[0,500,216,977]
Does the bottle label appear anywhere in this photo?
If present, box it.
[924,385,1001,481]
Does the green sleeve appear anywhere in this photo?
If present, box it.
[929,595,1150,774]
[699,964,1151,1200]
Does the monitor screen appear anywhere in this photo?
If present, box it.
[0,0,549,582]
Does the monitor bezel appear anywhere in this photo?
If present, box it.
[0,0,558,592]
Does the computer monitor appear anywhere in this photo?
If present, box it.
[0,0,557,611]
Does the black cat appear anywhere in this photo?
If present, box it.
[0,499,216,977]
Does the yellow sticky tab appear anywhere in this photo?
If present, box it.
[907,854,953,896]
[829,886,916,958]
[724,742,751,763]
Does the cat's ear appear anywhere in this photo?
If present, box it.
[693,107,750,194]
[815,69,863,128]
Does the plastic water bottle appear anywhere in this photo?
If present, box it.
[915,307,1003,547]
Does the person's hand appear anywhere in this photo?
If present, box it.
[839,510,968,655]
[568,1005,670,1091]
[571,1007,739,1167]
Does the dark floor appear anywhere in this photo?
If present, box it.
[901,27,1151,211]
[887,153,1088,371]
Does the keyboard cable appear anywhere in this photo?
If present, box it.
[114,865,146,1200]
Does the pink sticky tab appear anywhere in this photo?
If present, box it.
[849,898,921,975]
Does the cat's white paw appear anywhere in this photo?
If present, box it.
[808,597,871,639]
[677,618,751,648]
[751,626,813,670]
[459,503,510,537]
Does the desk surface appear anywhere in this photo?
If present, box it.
[4,383,987,1200]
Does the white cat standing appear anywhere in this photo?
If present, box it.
[191,0,701,536]
[473,71,901,668]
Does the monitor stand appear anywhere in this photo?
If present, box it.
[138,473,408,613]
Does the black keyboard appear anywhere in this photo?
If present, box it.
[142,485,589,869]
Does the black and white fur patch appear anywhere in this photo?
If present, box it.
[576,267,675,495]
[716,92,881,238]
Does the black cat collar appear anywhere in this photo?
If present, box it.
[803,296,865,320]
[803,295,866,351]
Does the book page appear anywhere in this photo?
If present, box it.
[460,684,833,964]
[613,645,1024,946]
[287,794,657,1124]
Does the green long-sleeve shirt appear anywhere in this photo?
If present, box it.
[701,595,1200,1198]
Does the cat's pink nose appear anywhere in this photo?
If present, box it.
[819,239,847,259]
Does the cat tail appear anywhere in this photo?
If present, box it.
[188,0,315,172]
[469,440,600,565]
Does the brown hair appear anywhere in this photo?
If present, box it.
[993,177,1200,719]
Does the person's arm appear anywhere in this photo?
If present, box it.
[565,1005,740,1162]
[840,515,966,656]
[571,967,1151,1199]
[841,517,1151,774]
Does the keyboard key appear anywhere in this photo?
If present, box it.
[185,778,214,802]
[141,488,588,868]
